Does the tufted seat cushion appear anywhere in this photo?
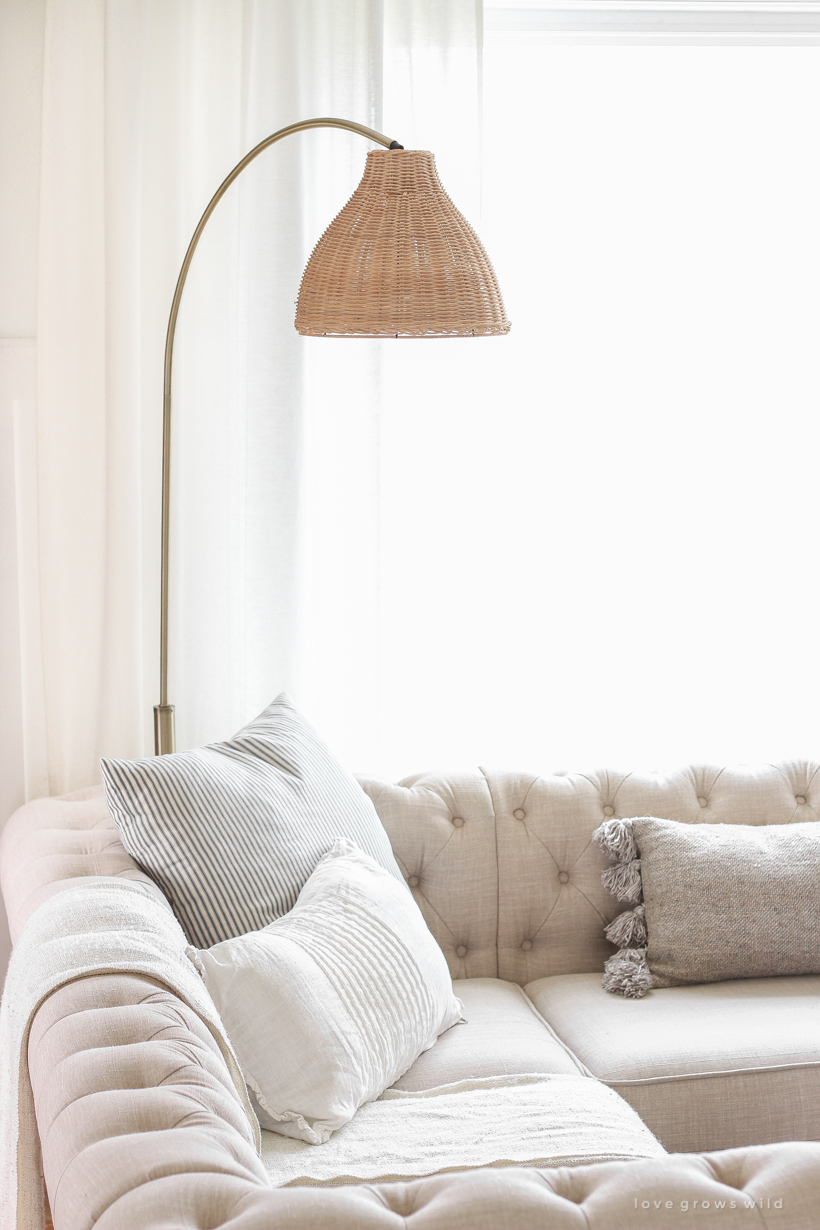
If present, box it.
[391,978,588,1091]
[526,973,820,1153]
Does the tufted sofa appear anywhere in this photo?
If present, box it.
[4,761,820,1228]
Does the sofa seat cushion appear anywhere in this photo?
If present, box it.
[391,978,588,1092]
[526,972,820,1153]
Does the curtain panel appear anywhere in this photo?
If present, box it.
[2,0,482,803]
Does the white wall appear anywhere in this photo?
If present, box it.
[0,0,46,985]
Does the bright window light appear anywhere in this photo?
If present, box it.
[359,39,820,776]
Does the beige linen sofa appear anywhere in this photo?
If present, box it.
[3,760,820,1228]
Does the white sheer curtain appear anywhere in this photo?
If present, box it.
[2,0,482,804]
[169,1,483,756]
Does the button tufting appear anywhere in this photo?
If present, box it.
[407,875,420,888]
[452,816,465,828]
[521,939,533,951]
[698,797,708,808]
[455,945,467,958]
[513,808,526,820]
[603,805,615,817]
[558,870,569,884]
[796,795,807,805]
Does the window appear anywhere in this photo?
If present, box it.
[344,5,820,775]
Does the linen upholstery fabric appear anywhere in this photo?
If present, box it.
[0,879,260,1230]
[189,841,464,1144]
[25,973,820,1228]
[28,974,267,1230]
[526,972,820,1152]
[8,760,819,981]
[392,978,588,1090]
[361,761,820,984]
[629,816,820,987]
[101,694,402,948]
[0,785,159,945]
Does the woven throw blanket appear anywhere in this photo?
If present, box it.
[260,1072,666,1187]
[0,879,260,1230]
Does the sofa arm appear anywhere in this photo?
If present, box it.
[0,788,160,944]
[29,974,820,1230]
[28,973,266,1230]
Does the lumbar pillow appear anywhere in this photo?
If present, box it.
[186,838,464,1144]
[594,814,820,997]
[101,693,403,948]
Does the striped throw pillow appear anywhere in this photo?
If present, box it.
[101,694,404,948]
[187,839,464,1144]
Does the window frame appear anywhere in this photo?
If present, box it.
[484,0,820,44]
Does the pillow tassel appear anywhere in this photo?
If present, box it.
[601,858,643,904]
[602,947,653,999]
[592,818,637,863]
[605,903,647,948]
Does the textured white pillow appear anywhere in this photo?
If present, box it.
[187,839,464,1144]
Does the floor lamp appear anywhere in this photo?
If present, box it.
[154,117,510,755]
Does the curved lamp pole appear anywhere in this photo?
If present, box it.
[154,117,509,755]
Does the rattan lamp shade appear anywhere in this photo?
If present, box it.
[153,121,510,757]
[295,150,510,338]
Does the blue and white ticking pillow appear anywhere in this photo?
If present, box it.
[101,693,404,948]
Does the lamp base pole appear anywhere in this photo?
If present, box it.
[154,705,176,755]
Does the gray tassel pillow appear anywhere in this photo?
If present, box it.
[594,815,820,998]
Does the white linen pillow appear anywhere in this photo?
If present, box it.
[101,693,403,948]
[186,838,464,1144]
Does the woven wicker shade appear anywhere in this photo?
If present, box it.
[295,150,510,338]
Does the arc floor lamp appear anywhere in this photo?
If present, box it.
[154,116,510,755]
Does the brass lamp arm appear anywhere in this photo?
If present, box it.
[155,118,403,756]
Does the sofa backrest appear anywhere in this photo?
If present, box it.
[3,763,817,984]
[359,762,820,985]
